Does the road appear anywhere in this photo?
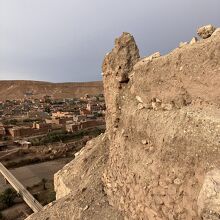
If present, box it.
[0,162,43,213]
[0,148,19,160]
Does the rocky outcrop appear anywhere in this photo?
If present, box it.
[101,26,220,219]
[26,135,123,220]
[197,24,216,39]
[198,170,220,220]
[27,26,220,220]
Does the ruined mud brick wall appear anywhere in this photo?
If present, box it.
[26,27,220,220]
[102,30,220,219]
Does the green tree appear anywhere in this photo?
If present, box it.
[44,106,51,113]
[0,188,17,208]
[0,212,4,219]
[41,178,47,190]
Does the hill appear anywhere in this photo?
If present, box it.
[0,80,103,100]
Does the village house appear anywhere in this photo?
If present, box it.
[8,126,33,138]
[51,117,70,125]
[66,122,80,133]
[66,119,105,133]
[32,122,52,131]
[8,122,52,138]
[73,115,87,123]
[80,108,91,116]
[14,140,32,148]
[79,119,105,129]
[52,111,73,118]
[86,102,101,112]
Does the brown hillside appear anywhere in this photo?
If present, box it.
[0,80,103,100]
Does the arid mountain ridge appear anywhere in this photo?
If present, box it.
[0,80,103,101]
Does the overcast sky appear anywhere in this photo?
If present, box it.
[0,0,220,82]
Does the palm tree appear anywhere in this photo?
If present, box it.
[41,178,47,190]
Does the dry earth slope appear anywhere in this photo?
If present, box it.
[27,25,220,220]
[0,80,103,100]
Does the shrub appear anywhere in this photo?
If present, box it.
[47,191,56,203]
[0,188,17,208]
[0,212,4,219]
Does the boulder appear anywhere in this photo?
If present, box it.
[198,169,220,219]
[190,37,198,45]
[179,41,188,48]
[197,24,216,39]
[102,32,140,83]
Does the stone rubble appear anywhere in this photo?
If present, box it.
[198,169,220,220]
[179,41,188,48]
[190,37,198,45]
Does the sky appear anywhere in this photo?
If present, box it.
[0,0,220,82]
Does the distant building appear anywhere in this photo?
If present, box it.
[79,120,105,130]
[80,108,91,116]
[8,123,52,138]
[66,119,105,133]
[8,126,32,138]
[51,118,70,125]
[66,123,80,133]
[33,122,52,131]
[86,102,100,112]
[73,115,87,123]
[14,140,31,148]
[52,111,73,118]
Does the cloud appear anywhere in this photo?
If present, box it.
[0,0,220,82]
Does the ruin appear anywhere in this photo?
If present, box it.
[27,25,220,220]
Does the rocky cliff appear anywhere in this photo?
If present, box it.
[27,25,220,220]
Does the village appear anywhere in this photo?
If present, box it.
[0,93,105,219]
[0,93,105,143]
